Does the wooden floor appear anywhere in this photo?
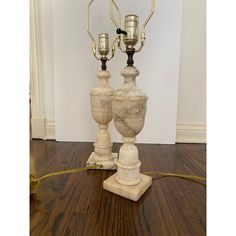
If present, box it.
[30,141,206,236]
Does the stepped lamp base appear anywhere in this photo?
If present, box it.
[103,173,152,201]
[86,152,118,170]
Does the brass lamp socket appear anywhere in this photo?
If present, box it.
[98,33,110,57]
[123,15,139,49]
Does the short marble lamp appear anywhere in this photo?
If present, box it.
[103,0,155,201]
[86,0,118,170]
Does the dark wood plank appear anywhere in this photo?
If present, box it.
[30,141,206,236]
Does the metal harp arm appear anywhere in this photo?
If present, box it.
[109,0,126,53]
[136,0,155,52]
[87,0,100,60]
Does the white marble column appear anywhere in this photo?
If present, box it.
[86,70,118,169]
[103,66,152,201]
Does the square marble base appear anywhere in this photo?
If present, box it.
[86,152,118,170]
[103,173,152,201]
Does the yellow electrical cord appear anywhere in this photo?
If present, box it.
[30,165,102,192]
[143,171,206,186]
[143,171,206,181]
[30,165,206,192]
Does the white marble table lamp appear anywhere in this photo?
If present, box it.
[86,0,119,169]
[103,66,152,201]
[86,69,118,169]
[104,2,155,200]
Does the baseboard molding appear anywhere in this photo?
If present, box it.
[45,119,55,140]
[31,118,55,140]
[176,123,206,143]
[31,117,46,139]
[32,120,205,143]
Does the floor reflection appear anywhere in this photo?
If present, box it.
[30,193,42,217]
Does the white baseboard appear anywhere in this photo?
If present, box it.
[31,118,55,140]
[176,123,206,143]
[32,120,205,143]
[45,119,55,140]
[31,117,46,139]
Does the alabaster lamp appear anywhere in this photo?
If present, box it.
[103,0,155,201]
[86,0,119,169]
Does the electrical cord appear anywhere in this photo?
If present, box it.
[143,171,206,186]
[30,165,206,192]
[143,171,206,181]
[30,165,102,192]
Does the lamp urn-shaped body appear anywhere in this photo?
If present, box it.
[87,70,118,169]
[112,66,147,139]
[103,66,151,202]
[112,66,147,185]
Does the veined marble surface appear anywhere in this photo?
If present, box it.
[103,66,152,200]
[87,70,117,170]
[103,173,152,202]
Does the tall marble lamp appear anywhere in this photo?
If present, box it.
[86,0,119,170]
[103,0,156,201]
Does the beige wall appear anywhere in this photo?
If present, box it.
[176,0,206,143]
